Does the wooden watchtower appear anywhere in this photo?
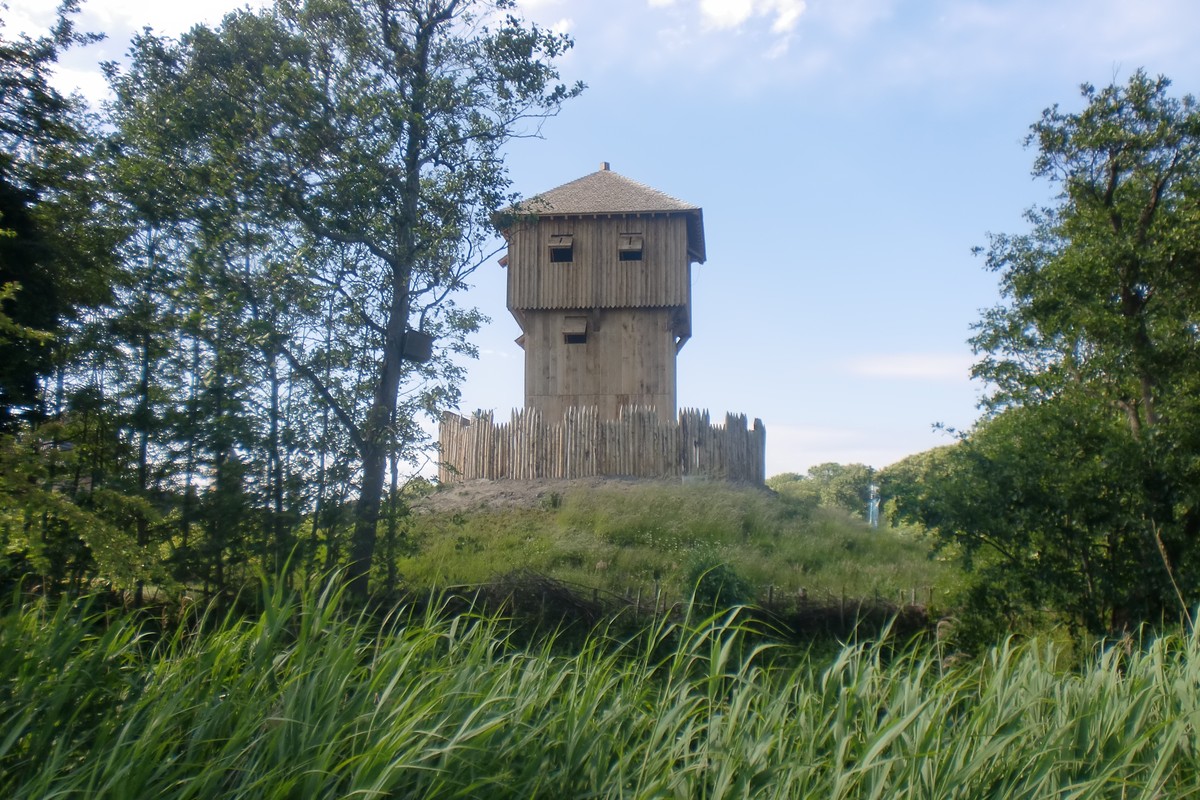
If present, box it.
[499,163,706,422]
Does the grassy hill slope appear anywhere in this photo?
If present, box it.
[403,480,958,610]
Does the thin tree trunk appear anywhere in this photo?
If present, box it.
[309,284,339,578]
[267,346,286,577]
[134,325,151,605]
[385,433,400,594]
[181,334,200,551]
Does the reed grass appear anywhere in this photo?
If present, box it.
[2,581,1197,798]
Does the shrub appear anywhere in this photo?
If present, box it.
[686,557,755,609]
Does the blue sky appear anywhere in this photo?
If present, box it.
[10,0,1200,476]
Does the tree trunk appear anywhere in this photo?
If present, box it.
[343,1,433,600]
[267,348,287,577]
[347,278,410,598]
[134,325,151,605]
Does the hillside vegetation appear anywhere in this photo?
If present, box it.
[403,480,956,609]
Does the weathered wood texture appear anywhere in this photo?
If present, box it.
[507,216,692,310]
[438,407,766,485]
[522,308,677,421]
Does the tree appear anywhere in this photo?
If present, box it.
[0,3,149,592]
[883,404,1157,635]
[0,1,112,426]
[973,71,1200,433]
[904,71,1200,633]
[768,462,874,519]
[102,27,343,595]
[875,444,956,528]
[0,0,579,598]
[145,0,581,597]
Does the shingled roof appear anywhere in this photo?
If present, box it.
[522,163,699,215]
[510,163,707,263]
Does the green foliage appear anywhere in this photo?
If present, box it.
[4,582,1200,797]
[973,70,1200,421]
[889,393,1198,636]
[902,71,1200,635]
[877,444,957,530]
[100,0,583,597]
[685,557,755,608]
[0,0,582,598]
[768,462,874,519]
[0,1,113,426]
[0,425,159,592]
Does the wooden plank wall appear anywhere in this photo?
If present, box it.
[523,308,677,422]
[507,216,691,310]
[438,407,766,485]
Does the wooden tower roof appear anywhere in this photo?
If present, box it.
[511,163,706,264]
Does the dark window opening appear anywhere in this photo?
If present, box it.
[563,315,588,344]
[618,233,644,262]
[549,234,574,263]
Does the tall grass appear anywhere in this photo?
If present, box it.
[3,581,1197,798]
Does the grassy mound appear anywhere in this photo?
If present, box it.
[402,481,957,609]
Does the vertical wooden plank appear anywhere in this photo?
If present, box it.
[436,404,764,486]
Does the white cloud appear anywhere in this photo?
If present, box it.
[82,0,270,38]
[845,354,974,382]
[767,0,804,33]
[54,65,110,102]
[699,0,753,29]
[697,0,806,33]
[0,5,54,37]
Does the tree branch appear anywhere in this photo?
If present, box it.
[277,342,366,454]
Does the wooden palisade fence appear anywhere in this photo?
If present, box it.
[439,406,766,485]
